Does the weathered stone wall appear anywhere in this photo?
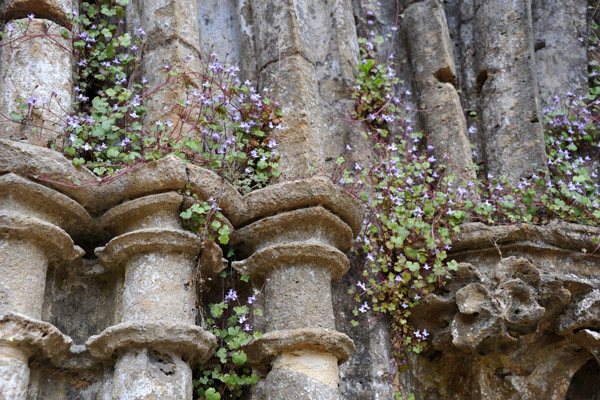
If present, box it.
[0,0,599,399]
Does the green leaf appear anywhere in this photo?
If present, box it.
[232,351,248,366]
[204,388,221,400]
[9,111,23,122]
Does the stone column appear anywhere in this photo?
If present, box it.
[0,173,85,399]
[404,0,475,181]
[127,0,202,130]
[473,0,547,184]
[251,0,328,178]
[87,192,217,400]
[232,179,363,399]
[532,0,589,99]
[0,2,73,145]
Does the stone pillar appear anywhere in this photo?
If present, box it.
[473,0,547,184]
[87,192,217,400]
[0,12,73,145]
[232,179,363,400]
[127,0,202,129]
[0,173,85,399]
[251,0,327,177]
[532,0,589,99]
[404,0,475,181]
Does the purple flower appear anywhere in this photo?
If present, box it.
[224,289,238,303]
[27,13,34,20]
[359,302,370,313]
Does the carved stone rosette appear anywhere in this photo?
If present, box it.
[87,192,217,400]
[0,173,86,399]
[231,177,364,400]
[404,222,600,399]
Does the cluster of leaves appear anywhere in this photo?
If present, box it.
[345,7,600,396]
[194,284,262,400]
[180,193,231,246]
[1,0,282,193]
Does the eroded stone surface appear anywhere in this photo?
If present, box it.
[532,0,588,99]
[3,0,73,26]
[112,348,192,400]
[99,192,183,236]
[265,265,335,331]
[403,0,474,180]
[0,312,72,360]
[232,206,354,257]
[403,223,600,399]
[240,176,364,236]
[252,367,339,400]
[85,322,216,364]
[232,242,349,282]
[0,343,29,400]
[473,0,547,183]
[0,173,99,244]
[245,328,355,368]
[0,19,72,146]
[95,228,201,267]
[0,212,83,318]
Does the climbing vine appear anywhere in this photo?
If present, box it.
[344,2,600,398]
[0,1,279,398]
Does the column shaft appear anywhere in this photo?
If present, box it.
[474,0,547,183]
[0,238,47,319]
[0,19,72,145]
[0,344,30,400]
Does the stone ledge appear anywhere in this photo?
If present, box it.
[94,228,202,267]
[0,211,84,264]
[239,176,364,237]
[232,206,354,258]
[0,312,72,362]
[232,242,349,282]
[85,322,216,364]
[0,173,100,244]
[450,221,600,253]
[245,328,355,367]
[3,1,72,27]
[99,192,183,236]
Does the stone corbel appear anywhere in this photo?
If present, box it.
[88,191,219,400]
[232,179,363,400]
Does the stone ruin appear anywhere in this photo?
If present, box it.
[0,0,599,399]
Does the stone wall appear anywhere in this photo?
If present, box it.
[0,0,599,399]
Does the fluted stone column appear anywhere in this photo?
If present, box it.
[87,192,217,400]
[474,0,547,183]
[0,13,73,145]
[232,179,363,400]
[127,0,202,131]
[0,173,85,399]
[251,0,328,177]
[404,0,475,181]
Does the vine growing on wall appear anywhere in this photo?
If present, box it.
[0,1,279,398]
[345,2,600,398]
